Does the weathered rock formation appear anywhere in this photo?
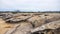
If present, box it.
[31,20,60,34]
[0,13,60,34]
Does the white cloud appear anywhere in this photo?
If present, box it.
[0,0,60,11]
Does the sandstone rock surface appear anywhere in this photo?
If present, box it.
[0,13,60,34]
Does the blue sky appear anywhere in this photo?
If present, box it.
[0,0,60,11]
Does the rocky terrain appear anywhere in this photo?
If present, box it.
[0,13,60,34]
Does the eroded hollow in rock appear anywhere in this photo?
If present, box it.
[31,32,44,34]
[31,31,39,34]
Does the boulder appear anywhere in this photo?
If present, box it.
[0,13,13,19]
[27,15,46,28]
[6,16,32,23]
[5,22,33,34]
[31,20,60,33]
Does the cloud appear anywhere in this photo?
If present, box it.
[0,0,60,11]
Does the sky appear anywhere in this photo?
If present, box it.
[0,0,60,11]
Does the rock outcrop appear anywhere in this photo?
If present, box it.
[31,20,60,34]
[0,13,60,34]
